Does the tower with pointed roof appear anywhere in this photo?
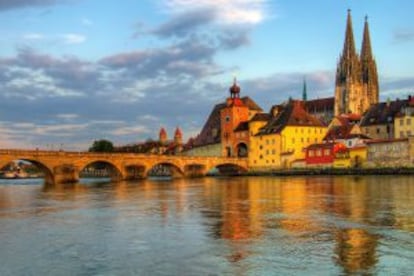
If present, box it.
[360,15,379,108]
[174,127,183,145]
[302,78,307,101]
[220,78,250,157]
[334,10,379,116]
[159,127,167,145]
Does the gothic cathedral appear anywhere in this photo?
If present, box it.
[334,10,379,116]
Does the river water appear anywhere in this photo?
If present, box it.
[0,176,413,275]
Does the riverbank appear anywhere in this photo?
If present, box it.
[246,167,414,176]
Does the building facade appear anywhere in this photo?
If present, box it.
[394,96,414,139]
[360,99,408,140]
[250,100,327,170]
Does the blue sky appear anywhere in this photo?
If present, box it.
[0,0,413,150]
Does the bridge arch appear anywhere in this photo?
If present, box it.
[0,158,55,185]
[79,160,124,181]
[207,162,248,176]
[147,162,185,178]
[236,143,248,158]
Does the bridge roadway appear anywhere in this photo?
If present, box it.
[0,149,248,185]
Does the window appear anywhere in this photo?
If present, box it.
[266,139,269,145]
[407,118,411,125]
[272,149,276,154]
[259,145,263,150]
[309,150,314,157]
[301,138,304,143]
[259,155,263,159]
[400,119,404,126]
[292,138,295,144]
[225,116,230,123]
[377,128,380,134]
[400,131,405,138]
[266,150,269,155]
[408,131,412,136]
[324,149,331,156]
[307,138,310,143]
[272,139,275,144]
[348,141,352,147]
[316,149,322,156]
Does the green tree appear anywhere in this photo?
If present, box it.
[89,139,114,152]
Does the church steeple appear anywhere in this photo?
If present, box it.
[336,9,361,86]
[302,78,307,101]
[360,15,379,105]
[342,9,358,60]
[361,16,373,61]
[335,10,362,115]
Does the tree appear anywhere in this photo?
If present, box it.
[89,139,114,152]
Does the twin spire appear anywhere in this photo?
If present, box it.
[342,9,374,65]
[335,9,379,115]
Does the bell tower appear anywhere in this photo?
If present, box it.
[220,78,249,157]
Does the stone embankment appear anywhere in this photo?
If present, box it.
[245,167,414,176]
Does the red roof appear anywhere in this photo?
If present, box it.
[174,127,182,138]
[304,97,334,112]
[159,127,167,136]
[258,100,324,135]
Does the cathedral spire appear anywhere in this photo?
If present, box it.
[360,15,379,105]
[342,9,358,59]
[361,15,373,62]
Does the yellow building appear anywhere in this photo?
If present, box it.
[394,98,414,138]
[249,100,327,170]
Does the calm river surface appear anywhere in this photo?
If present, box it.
[0,176,413,275]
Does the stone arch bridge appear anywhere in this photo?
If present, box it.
[0,149,248,185]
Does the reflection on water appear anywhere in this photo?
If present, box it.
[0,176,413,275]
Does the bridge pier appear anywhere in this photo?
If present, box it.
[124,165,148,180]
[53,165,79,185]
[184,164,207,178]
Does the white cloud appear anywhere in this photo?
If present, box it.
[61,33,86,44]
[3,67,85,99]
[111,126,150,136]
[81,18,93,26]
[22,33,45,40]
[56,114,79,120]
[164,0,268,25]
